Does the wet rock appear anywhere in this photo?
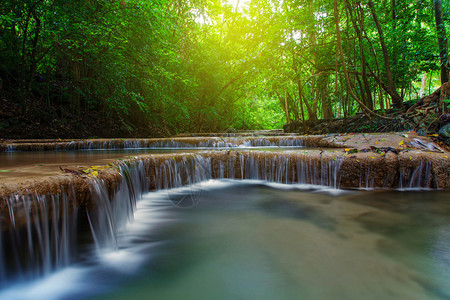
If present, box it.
[439,124,450,144]
[1,147,450,231]
[416,129,426,136]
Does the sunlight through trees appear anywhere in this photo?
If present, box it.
[0,0,448,134]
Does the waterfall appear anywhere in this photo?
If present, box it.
[146,138,304,148]
[0,192,77,288]
[87,160,149,253]
[399,160,434,189]
[145,151,343,189]
[1,137,306,151]
[0,160,150,287]
[0,150,444,289]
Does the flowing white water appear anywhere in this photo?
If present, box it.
[0,153,447,299]
[148,152,344,189]
[0,153,342,294]
[2,180,450,300]
[0,192,76,288]
[2,137,306,151]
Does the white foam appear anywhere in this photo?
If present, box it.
[96,247,148,274]
[0,268,84,300]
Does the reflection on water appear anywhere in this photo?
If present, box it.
[1,181,450,300]
[0,147,307,183]
[0,148,195,168]
[0,147,311,166]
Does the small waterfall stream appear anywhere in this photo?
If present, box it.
[148,152,344,189]
[1,137,306,151]
[1,192,77,288]
[0,152,343,287]
[87,161,148,253]
[0,149,448,299]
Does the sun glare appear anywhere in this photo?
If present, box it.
[227,0,251,11]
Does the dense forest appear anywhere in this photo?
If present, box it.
[0,0,449,137]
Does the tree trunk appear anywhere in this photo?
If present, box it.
[284,90,290,124]
[296,79,306,125]
[293,51,306,127]
[391,0,398,85]
[367,0,403,108]
[434,0,449,84]
[333,0,393,120]
[297,78,315,120]
[419,73,427,98]
[27,11,41,95]
[275,90,291,124]
[318,74,333,119]
[346,1,374,110]
[308,0,318,121]
[286,91,300,122]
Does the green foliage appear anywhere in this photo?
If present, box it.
[444,98,450,109]
[0,0,446,135]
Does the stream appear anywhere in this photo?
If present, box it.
[0,134,449,299]
[1,181,450,300]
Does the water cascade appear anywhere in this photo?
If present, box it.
[0,151,345,285]
[0,139,448,297]
[87,160,149,253]
[0,136,315,151]
[175,131,296,137]
[0,161,149,287]
[145,152,344,190]
[0,192,77,288]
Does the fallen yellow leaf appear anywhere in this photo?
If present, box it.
[399,140,404,146]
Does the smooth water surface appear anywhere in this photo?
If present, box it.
[0,147,307,183]
[2,181,450,300]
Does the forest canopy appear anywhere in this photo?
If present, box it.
[0,0,448,136]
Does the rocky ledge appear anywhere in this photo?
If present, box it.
[0,133,448,229]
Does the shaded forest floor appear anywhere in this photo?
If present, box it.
[284,110,446,135]
[0,91,169,139]
[284,110,450,150]
[1,85,449,142]
[284,83,450,148]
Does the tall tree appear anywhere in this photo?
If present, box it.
[367,0,403,108]
[333,0,391,119]
[434,0,449,84]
